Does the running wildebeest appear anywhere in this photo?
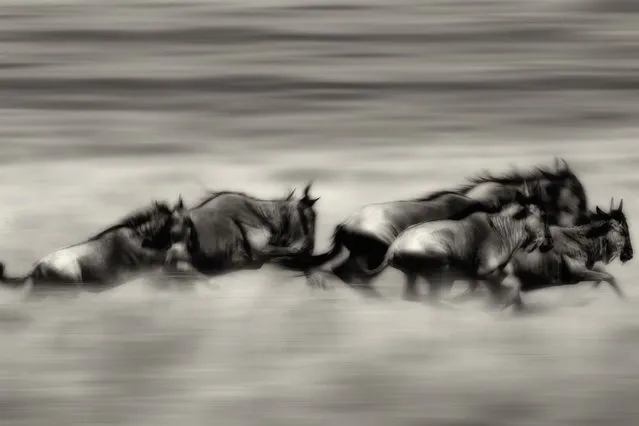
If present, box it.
[163,183,320,278]
[501,199,632,306]
[278,158,582,296]
[0,197,186,296]
[361,183,554,308]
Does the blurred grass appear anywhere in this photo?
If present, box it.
[0,0,637,157]
[0,1,638,425]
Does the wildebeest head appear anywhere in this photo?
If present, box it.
[539,158,589,227]
[165,196,198,270]
[589,199,633,263]
[277,182,320,255]
[133,200,178,250]
[504,181,553,253]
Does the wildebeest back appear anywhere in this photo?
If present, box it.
[340,193,488,245]
[187,194,276,264]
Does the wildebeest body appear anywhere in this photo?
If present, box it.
[287,159,586,294]
[507,203,633,297]
[340,194,494,246]
[383,207,552,308]
[165,185,319,277]
[0,200,181,295]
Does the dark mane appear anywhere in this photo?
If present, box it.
[412,166,571,200]
[86,201,172,241]
[192,190,291,209]
[467,165,570,186]
[453,164,586,197]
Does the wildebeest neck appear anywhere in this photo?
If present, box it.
[559,222,617,265]
[242,199,294,244]
[488,215,529,254]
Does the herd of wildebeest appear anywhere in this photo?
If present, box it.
[0,158,632,311]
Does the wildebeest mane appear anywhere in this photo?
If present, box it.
[458,165,574,191]
[192,190,290,210]
[86,201,172,241]
[554,220,617,265]
[411,165,570,201]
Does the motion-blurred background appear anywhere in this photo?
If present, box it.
[0,1,637,425]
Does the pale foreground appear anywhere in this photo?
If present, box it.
[0,145,637,426]
[1,0,639,424]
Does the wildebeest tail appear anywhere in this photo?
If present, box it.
[0,261,31,287]
[270,225,347,271]
[352,246,394,277]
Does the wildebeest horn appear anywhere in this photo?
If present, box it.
[554,157,571,172]
[610,197,614,212]
[301,181,320,205]
[618,199,624,212]
[554,157,562,171]
[176,195,185,210]
[286,188,296,200]
[522,180,531,198]
[303,181,314,198]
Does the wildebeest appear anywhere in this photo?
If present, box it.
[362,184,554,308]
[278,158,581,295]
[0,197,186,296]
[501,199,633,305]
[163,183,320,278]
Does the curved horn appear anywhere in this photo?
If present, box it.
[554,157,562,171]
[303,181,313,198]
[176,194,185,210]
[560,158,571,172]
[618,199,624,212]
[540,169,556,180]
[522,180,531,198]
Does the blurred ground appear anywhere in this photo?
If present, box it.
[0,0,638,425]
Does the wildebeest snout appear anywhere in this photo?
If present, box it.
[621,246,633,263]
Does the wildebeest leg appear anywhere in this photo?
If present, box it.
[589,264,625,299]
[349,282,383,299]
[500,271,525,312]
[449,279,485,303]
[338,256,384,298]
[403,272,419,301]
[482,275,509,309]
[479,263,522,311]
[345,272,383,299]
[422,271,444,304]
[25,268,81,300]
[568,263,625,299]
[476,252,522,310]
[419,270,459,310]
